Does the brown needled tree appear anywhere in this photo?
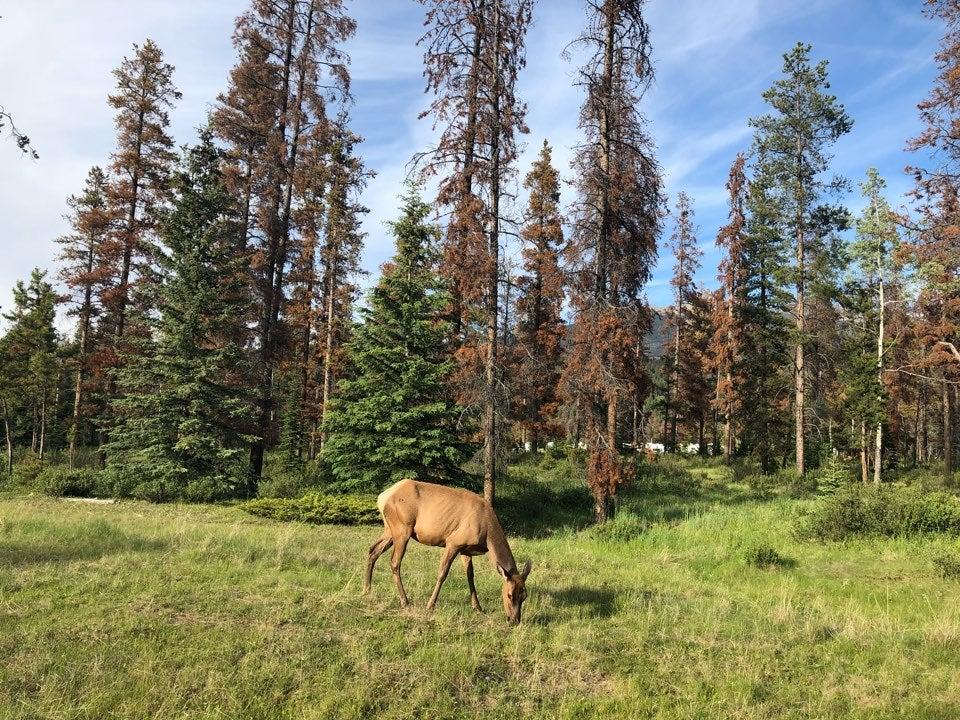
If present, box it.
[709,154,749,460]
[512,140,565,451]
[907,0,960,476]
[105,39,181,351]
[416,0,532,505]
[56,167,115,467]
[213,0,357,488]
[564,0,663,523]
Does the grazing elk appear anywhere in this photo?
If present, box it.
[364,479,533,624]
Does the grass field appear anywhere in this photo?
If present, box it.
[3,462,960,719]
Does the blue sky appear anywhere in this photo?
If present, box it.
[0,0,942,325]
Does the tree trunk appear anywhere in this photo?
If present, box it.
[860,420,868,484]
[944,378,954,477]
[482,0,504,506]
[38,394,47,463]
[1,400,12,476]
[250,0,313,485]
[873,271,884,484]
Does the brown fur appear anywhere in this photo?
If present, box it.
[364,479,532,623]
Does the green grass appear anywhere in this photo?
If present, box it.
[3,463,960,718]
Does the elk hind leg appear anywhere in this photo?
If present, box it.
[462,555,482,612]
[364,529,393,594]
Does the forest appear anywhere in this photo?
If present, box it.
[3,1,960,716]
[0,0,953,519]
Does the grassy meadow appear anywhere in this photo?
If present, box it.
[3,458,960,719]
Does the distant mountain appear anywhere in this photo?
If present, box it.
[646,308,670,360]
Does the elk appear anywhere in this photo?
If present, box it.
[364,479,533,623]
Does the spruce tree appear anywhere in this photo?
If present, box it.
[105,133,254,501]
[749,42,852,476]
[322,187,472,492]
[0,270,60,463]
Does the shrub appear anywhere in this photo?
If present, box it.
[744,473,775,500]
[634,455,701,496]
[800,485,960,541]
[932,550,960,580]
[812,454,852,496]
[35,466,105,497]
[586,514,649,543]
[257,458,331,499]
[11,453,45,487]
[240,492,380,525]
[744,544,795,569]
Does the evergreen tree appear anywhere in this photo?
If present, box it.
[322,187,472,492]
[664,192,703,451]
[749,42,852,476]
[105,133,254,501]
[105,39,181,346]
[57,166,114,466]
[709,154,749,459]
[848,168,901,482]
[0,270,60,463]
[740,160,792,472]
[512,140,565,450]
[565,0,663,523]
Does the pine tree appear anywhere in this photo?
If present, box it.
[665,192,702,451]
[709,154,749,460]
[849,169,901,482]
[749,42,852,476]
[907,0,960,475]
[104,39,181,348]
[0,270,60,463]
[57,167,114,466]
[416,0,533,505]
[213,0,357,486]
[322,187,472,492]
[565,0,663,522]
[105,133,255,501]
[512,140,565,450]
[740,158,792,472]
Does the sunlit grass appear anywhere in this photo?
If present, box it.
[2,462,960,718]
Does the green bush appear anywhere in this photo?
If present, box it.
[800,485,960,541]
[744,544,795,569]
[744,473,775,500]
[811,454,852,496]
[11,453,45,487]
[586,514,649,543]
[240,492,380,525]
[634,455,701,496]
[932,550,960,580]
[35,466,105,497]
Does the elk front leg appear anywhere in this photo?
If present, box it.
[364,530,393,594]
[390,533,411,608]
[462,555,482,612]
[426,545,460,611]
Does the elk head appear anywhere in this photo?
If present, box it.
[497,560,532,624]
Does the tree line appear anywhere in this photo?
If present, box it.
[2,0,959,524]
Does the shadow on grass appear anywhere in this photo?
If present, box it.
[0,521,167,567]
[544,585,617,619]
[496,480,593,538]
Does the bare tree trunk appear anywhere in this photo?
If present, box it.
[873,249,885,484]
[860,420,868,484]
[794,127,806,478]
[2,400,12,476]
[944,378,954,477]
[482,0,504,506]
[39,394,47,463]
[319,252,338,452]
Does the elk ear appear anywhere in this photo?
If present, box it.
[496,563,510,580]
[520,560,532,580]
